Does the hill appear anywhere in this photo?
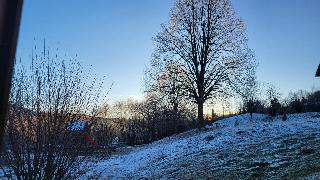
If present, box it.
[84,113,320,179]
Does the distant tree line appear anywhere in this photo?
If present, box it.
[97,93,197,146]
[240,84,320,117]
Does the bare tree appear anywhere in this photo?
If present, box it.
[155,64,187,112]
[108,99,141,119]
[266,84,281,105]
[98,102,111,118]
[0,43,108,179]
[265,84,282,116]
[152,0,256,125]
[233,67,258,118]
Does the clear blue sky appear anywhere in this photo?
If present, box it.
[16,0,320,102]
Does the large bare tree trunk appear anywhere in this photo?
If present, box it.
[197,102,204,127]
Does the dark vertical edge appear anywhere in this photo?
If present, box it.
[0,0,23,149]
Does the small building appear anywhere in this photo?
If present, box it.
[67,120,97,147]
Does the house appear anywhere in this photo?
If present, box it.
[67,120,97,147]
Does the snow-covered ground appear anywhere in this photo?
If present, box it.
[82,113,320,179]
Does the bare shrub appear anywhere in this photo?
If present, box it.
[0,43,108,179]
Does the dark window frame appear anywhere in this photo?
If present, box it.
[0,0,23,149]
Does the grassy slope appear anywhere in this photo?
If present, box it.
[84,113,320,179]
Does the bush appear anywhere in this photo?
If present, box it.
[0,45,107,179]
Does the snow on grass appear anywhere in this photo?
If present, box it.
[83,113,320,179]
